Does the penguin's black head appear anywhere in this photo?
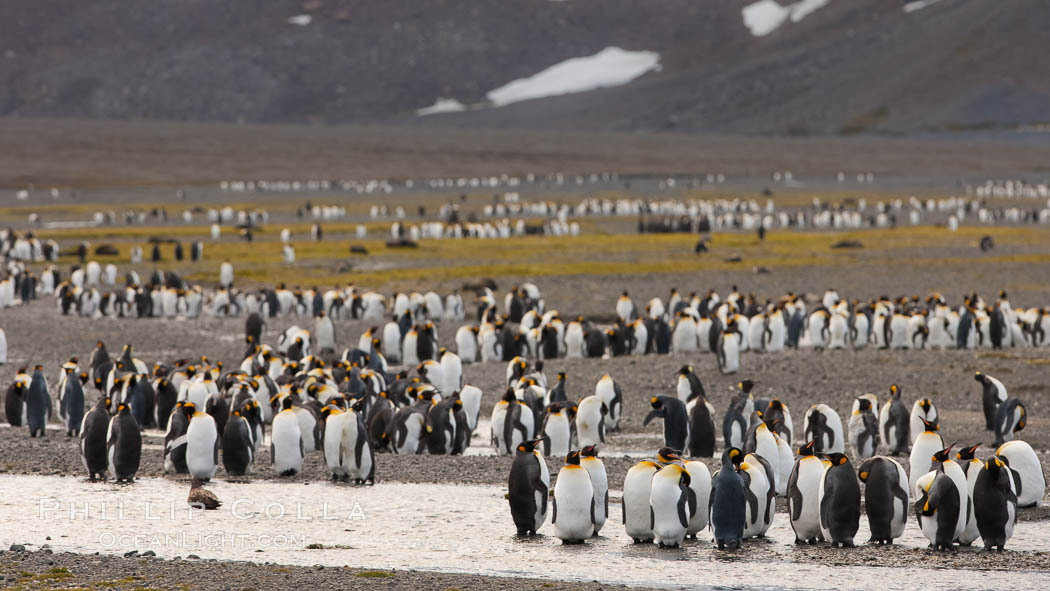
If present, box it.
[932,445,955,464]
[855,398,872,413]
[738,379,755,394]
[649,396,663,410]
[516,440,538,454]
[281,396,295,411]
[564,450,582,465]
[956,444,980,461]
[797,440,816,457]
[725,447,743,467]
[973,371,985,384]
[825,452,849,467]
[919,398,933,414]
[581,445,599,458]
[889,384,901,398]
[985,456,1006,474]
[656,447,681,464]
[677,365,692,376]
[557,372,566,381]
[181,402,197,417]
[502,388,517,403]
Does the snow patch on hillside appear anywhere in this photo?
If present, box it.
[485,47,660,106]
[904,0,946,13]
[742,0,829,37]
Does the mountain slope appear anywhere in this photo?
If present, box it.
[1,0,1047,135]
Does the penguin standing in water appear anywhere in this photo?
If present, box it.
[508,438,550,535]
[580,445,608,535]
[683,460,712,537]
[271,397,305,476]
[650,460,695,548]
[932,445,969,545]
[25,366,51,437]
[740,453,775,538]
[857,456,909,544]
[644,396,689,452]
[223,405,255,476]
[956,444,982,546]
[819,452,861,547]
[973,457,1017,551]
[623,456,662,543]
[879,384,910,455]
[914,470,961,551]
[186,405,219,481]
[107,403,141,483]
[909,418,944,494]
[492,388,535,455]
[164,402,191,474]
[787,441,824,544]
[848,397,879,460]
[552,450,595,543]
[975,371,1007,432]
[710,447,747,549]
[62,371,87,437]
[80,397,111,481]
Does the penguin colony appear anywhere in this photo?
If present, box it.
[507,365,1042,552]
[1,276,1045,556]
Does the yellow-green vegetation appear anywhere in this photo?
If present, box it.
[22,221,1050,289]
[354,570,394,578]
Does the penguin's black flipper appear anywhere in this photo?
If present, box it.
[590,496,597,526]
[534,476,548,518]
[819,477,835,529]
[741,472,757,525]
[650,505,655,530]
[551,496,557,524]
[213,435,219,466]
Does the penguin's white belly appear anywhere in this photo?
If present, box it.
[909,437,942,496]
[459,386,482,432]
[293,408,316,452]
[565,327,584,358]
[396,413,425,455]
[650,477,687,546]
[324,415,350,475]
[186,417,218,480]
[767,318,786,352]
[828,315,848,349]
[748,318,766,351]
[720,336,740,374]
[684,462,712,534]
[671,323,697,354]
[342,413,371,480]
[775,438,793,497]
[997,441,1045,507]
[743,467,772,538]
[271,414,304,474]
[552,468,594,542]
[790,460,824,541]
[622,468,656,540]
[583,460,608,534]
[455,332,476,363]
[543,416,571,458]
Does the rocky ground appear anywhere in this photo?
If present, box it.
[0,548,648,591]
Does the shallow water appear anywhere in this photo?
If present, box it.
[0,475,1046,590]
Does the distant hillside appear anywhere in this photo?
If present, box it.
[1,0,1048,136]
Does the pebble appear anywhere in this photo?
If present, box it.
[9,544,25,552]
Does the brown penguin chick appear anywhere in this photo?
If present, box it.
[188,477,221,510]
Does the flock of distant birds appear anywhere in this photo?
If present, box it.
[1,278,1045,552]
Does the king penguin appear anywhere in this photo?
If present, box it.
[857,456,909,544]
[973,457,1017,551]
[650,460,695,548]
[710,447,747,549]
[909,398,938,443]
[683,459,712,537]
[723,382,755,450]
[623,456,661,543]
[803,403,843,454]
[508,438,550,535]
[955,444,982,546]
[818,452,861,547]
[25,365,51,438]
[787,440,826,544]
[581,445,608,535]
[222,405,255,476]
[644,396,690,452]
[271,396,305,476]
[552,450,595,543]
[995,440,1044,508]
[163,401,191,474]
[974,371,1007,432]
[186,404,219,481]
[107,403,141,483]
[879,384,910,455]
[80,397,111,481]
[914,470,961,551]
[848,397,879,460]
[909,417,944,495]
